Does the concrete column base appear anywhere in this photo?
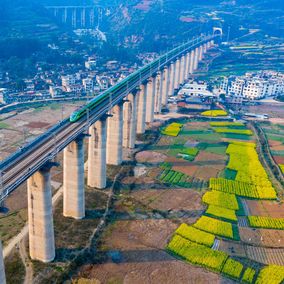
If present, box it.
[28,166,55,262]
[88,118,107,189]
[63,137,85,219]
[0,241,6,284]
[107,104,123,165]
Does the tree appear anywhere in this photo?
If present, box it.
[15,79,26,91]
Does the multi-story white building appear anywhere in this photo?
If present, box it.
[82,78,94,94]
[96,76,109,90]
[85,57,97,70]
[61,75,76,89]
[221,71,284,100]
[178,81,213,97]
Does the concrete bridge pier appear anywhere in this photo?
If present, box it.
[193,47,199,71]
[185,52,190,80]
[207,41,210,49]
[161,67,169,106]
[180,55,185,85]
[0,241,5,284]
[199,45,203,61]
[123,93,138,149]
[146,77,156,123]
[63,136,85,219]
[169,62,175,96]
[107,103,123,165]
[27,164,55,262]
[189,50,195,74]
[136,84,147,134]
[203,43,207,54]
[87,118,107,188]
[154,72,163,113]
[174,58,181,89]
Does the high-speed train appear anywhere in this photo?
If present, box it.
[69,36,210,123]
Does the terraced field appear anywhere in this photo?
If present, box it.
[262,123,284,171]
[161,119,284,283]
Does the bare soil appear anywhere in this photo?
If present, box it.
[246,200,284,218]
[271,144,284,151]
[0,102,82,160]
[184,121,209,129]
[273,156,284,164]
[129,189,205,212]
[239,227,284,248]
[243,104,284,119]
[135,151,167,164]
[269,140,283,147]
[75,219,233,284]
[194,151,227,162]
[194,166,220,179]
[173,164,198,176]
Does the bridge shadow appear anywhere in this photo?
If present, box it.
[90,248,175,264]
[55,247,176,264]
[55,247,85,262]
[85,209,204,221]
[138,160,225,168]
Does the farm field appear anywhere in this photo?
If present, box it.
[261,122,284,172]
[157,119,284,283]
[70,118,284,284]
[0,102,84,160]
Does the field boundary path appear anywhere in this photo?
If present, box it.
[241,199,250,215]
[19,238,33,284]
[250,122,284,197]
[238,217,249,227]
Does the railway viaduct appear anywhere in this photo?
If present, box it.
[0,34,217,283]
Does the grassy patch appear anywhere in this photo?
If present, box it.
[219,168,237,180]
[4,251,25,284]
[205,144,228,155]
[266,134,284,143]
[0,121,10,129]
[272,151,284,157]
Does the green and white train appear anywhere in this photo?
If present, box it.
[69,36,210,123]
